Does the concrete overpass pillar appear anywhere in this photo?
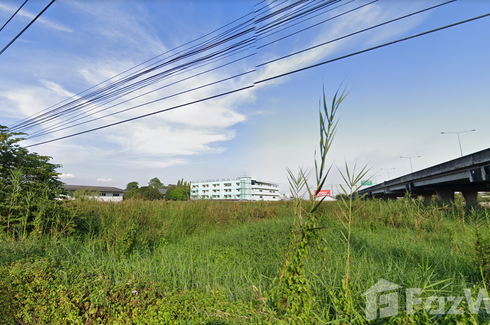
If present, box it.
[462,190,479,207]
[436,190,454,203]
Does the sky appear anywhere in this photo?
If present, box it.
[0,0,489,195]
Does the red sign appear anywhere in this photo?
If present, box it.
[314,190,331,197]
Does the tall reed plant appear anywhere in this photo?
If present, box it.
[268,86,347,323]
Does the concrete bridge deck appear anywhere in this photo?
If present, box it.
[357,147,490,205]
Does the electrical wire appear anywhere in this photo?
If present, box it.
[23,32,255,124]
[12,19,256,132]
[14,0,365,134]
[25,84,256,148]
[28,44,256,134]
[257,0,378,49]
[28,48,257,138]
[0,0,28,32]
[0,0,55,56]
[24,11,490,148]
[257,0,456,66]
[10,9,255,130]
[256,0,349,39]
[13,0,342,133]
[16,0,270,133]
[255,12,490,84]
[28,68,257,140]
[9,0,475,148]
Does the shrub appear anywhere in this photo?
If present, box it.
[125,186,162,200]
[166,187,188,201]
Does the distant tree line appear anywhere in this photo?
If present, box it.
[124,177,190,201]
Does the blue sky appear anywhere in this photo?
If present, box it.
[0,0,489,194]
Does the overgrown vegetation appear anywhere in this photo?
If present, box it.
[166,179,191,201]
[0,126,71,240]
[3,87,490,324]
[124,186,163,200]
[2,198,490,324]
[267,87,348,323]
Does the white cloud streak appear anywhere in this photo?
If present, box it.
[0,3,72,32]
[58,173,77,179]
[96,178,113,183]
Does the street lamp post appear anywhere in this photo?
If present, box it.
[325,184,337,197]
[400,156,421,173]
[441,129,476,157]
[380,168,395,180]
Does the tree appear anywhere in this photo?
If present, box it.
[125,186,162,200]
[126,181,139,191]
[166,187,187,201]
[0,126,62,195]
[164,185,176,200]
[148,177,165,189]
[0,126,70,238]
[176,178,190,199]
[165,179,190,201]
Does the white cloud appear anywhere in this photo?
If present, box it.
[0,3,72,32]
[39,80,75,98]
[96,178,113,183]
[58,173,77,179]
[0,80,77,123]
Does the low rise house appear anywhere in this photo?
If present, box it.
[63,185,124,202]
[158,188,167,198]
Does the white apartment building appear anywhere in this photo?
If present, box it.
[191,176,279,201]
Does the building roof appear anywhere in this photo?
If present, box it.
[63,185,125,193]
[158,188,167,195]
[191,177,279,186]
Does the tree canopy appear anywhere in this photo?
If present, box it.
[126,181,139,191]
[148,177,165,189]
[165,178,190,201]
[165,187,187,201]
[0,126,62,195]
[0,126,69,238]
[125,186,162,201]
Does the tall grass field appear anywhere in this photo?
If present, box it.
[1,197,490,324]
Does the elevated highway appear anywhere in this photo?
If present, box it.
[357,148,490,205]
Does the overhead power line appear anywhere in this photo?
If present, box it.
[12,0,356,136]
[255,12,490,85]
[9,9,255,129]
[24,11,490,148]
[11,0,370,134]
[14,0,456,134]
[0,0,55,57]
[9,0,488,148]
[21,1,352,136]
[25,84,256,148]
[0,0,29,32]
[257,0,378,48]
[28,50,258,139]
[10,1,444,134]
[10,9,255,128]
[257,0,456,66]
[256,0,353,39]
